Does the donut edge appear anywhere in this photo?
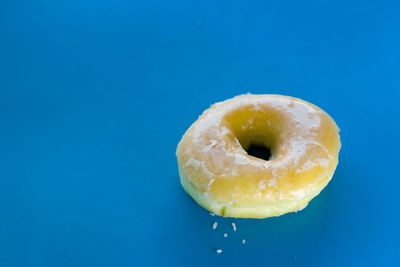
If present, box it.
[179,169,335,219]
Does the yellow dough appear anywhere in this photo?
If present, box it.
[176,94,341,218]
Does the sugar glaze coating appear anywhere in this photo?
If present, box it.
[176,94,341,218]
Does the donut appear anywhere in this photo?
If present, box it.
[176,94,341,218]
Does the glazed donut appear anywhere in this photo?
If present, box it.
[176,94,341,218]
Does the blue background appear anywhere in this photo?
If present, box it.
[1,0,399,266]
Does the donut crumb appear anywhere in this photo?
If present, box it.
[213,222,218,230]
[224,233,228,237]
[232,223,236,231]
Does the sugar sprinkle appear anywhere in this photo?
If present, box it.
[213,222,218,230]
[242,239,246,245]
[224,233,228,237]
[216,249,223,254]
[232,223,236,231]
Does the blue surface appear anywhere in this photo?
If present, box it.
[1,0,399,266]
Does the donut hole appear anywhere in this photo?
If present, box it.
[236,135,275,161]
[222,105,284,161]
[245,144,272,161]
